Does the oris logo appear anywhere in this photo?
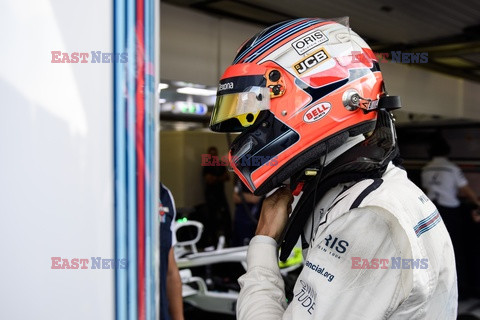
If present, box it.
[324,234,349,254]
[303,102,331,123]
[293,49,329,75]
[218,82,234,91]
[291,29,328,55]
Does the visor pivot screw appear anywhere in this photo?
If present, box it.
[268,70,281,82]
[272,85,281,95]
[342,89,360,111]
[257,94,263,101]
[281,110,287,116]
[262,121,269,128]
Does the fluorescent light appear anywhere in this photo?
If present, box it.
[158,83,169,91]
[176,87,216,96]
[172,101,208,115]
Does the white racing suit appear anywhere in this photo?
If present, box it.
[237,163,457,319]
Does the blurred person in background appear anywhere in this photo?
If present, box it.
[160,183,184,320]
[202,146,232,246]
[422,136,480,300]
[232,177,264,247]
[421,136,480,222]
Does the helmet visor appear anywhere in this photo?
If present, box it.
[210,70,270,132]
[210,86,270,132]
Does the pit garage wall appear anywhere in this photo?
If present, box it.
[161,2,480,121]
[380,62,480,120]
[160,131,236,211]
[0,0,159,320]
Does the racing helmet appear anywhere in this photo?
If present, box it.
[210,18,386,195]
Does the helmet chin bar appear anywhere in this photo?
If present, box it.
[254,118,376,196]
[279,108,401,262]
[230,110,300,193]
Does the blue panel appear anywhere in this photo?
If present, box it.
[144,0,156,317]
[114,0,128,318]
[126,0,137,317]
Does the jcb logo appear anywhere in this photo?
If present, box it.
[293,49,329,75]
[324,234,349,254]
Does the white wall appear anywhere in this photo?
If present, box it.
[381,62,480,120]
[160,2,480,120]
[160,2,263,86]
[0,0,114,319]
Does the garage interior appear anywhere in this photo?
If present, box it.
[158,1,480,318]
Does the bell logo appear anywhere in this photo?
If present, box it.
[303,103,331,123]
